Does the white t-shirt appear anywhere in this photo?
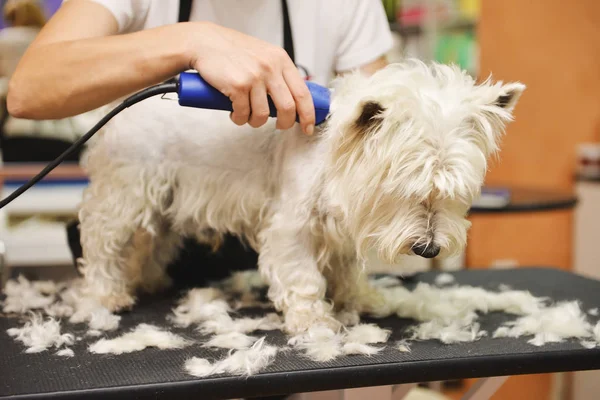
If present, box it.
[72,0,394,85]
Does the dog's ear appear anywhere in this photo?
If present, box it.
[355,101,385,131]
[333,100,386,161]
[493,82,526,112]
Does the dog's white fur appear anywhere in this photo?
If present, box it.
[88,323,191,354]
[7,313,75,353]
[76,60,525,335]
[185,336,278,377]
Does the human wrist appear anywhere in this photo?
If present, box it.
[177,21,216,70]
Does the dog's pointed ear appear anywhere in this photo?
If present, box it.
[494,82,526,112]
[355,101,385,131]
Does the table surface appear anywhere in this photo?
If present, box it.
[470,186,577,214]
[576,175,600,183]
[2,267,600,400]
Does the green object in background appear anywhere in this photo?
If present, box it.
[434,31,477,76]
[381,0,398,22]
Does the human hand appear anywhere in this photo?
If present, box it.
[186,22,315,135]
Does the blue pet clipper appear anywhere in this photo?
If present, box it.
[177,72,331,125]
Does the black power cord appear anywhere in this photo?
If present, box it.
[0,81,179,210]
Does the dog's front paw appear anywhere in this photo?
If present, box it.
[284,307,342,335]
[335,309,360,327]
[100,293,136,313]
[140,275,173,294]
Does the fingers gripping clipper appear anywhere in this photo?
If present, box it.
[177,72,331,125]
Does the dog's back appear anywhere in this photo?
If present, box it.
[80,95,314,245]
[88,95,279,173]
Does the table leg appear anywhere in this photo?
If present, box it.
[342,385,393,400]
[461,376,509,400]
[288,390,341,400]
[290,383,417,400]
[0,239,8,288]
[392,383,418,399]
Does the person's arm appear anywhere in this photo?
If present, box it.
[7,0,315,134]
[357,55,388,76]
[336,55,389,78]
[333,0,394,78]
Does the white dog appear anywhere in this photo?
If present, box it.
[77,60,524,335]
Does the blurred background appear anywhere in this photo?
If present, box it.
[0,0,599,399]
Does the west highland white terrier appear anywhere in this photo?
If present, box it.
[76,60,524,334]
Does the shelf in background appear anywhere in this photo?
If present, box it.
[0,162,87,267]
[389,21,423,36]
[390,16,476,37]
[0,162,86,181]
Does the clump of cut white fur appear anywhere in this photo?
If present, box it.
[89,324,191,355]
[2,276,120,332]
[204,332,258,350]
[56,348,75,357]
[51,279,121,331]
[593,322,600,342]
[374,282,600,347]
[581,341,596,349]
[185,337,277,377]
[342,342,382,356]
[2,275,60,314]
[288,323,390,361]
[345,323,390,344]
[396,340,411,353]
[288,325,343,362]
[199,313,282,335]
[493,301,593,346]
[169,287,282,335]
[7,313,75,353]
[434,273,455,286]
[410,320,487,344]
[369,276,402,289]
[375,282,546,344]
[169,288,231,328]
[579,322,600,348]
[339,324,389,356]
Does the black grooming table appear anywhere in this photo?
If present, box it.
[2,267,600,400]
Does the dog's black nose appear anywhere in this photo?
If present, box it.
[411,243,440,258]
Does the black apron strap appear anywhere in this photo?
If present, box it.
[0,96,8,150]
[281,0,295,63]
[178,0,193,23]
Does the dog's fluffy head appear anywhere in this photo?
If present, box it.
[322,59,525,262]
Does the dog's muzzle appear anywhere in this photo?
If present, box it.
[411,243,441,258]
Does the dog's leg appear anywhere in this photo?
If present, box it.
[325,258,366,326]
[139,228,182,294]
[327,258,396,324]
[78,177,160,312]
[79,215,137,311]
[258,215,341,335]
